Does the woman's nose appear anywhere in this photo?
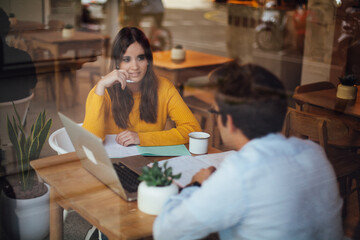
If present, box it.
[130,59,139,69]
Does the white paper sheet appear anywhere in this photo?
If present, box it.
[157,151,236,187]
[103,134,140,158]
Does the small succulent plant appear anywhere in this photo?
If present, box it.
[339,74,358,86]
[138,161,181,187]
[64,24,74,29]
[9,13,15,18]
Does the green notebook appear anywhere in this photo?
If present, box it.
[136,144,191,156]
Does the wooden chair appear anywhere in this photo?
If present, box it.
[293,81,360,148]
[182,64,235,150]
[283,107,360,219]
[293,81,335,111]
[48,124,101,240]
[183,95,231,151]
[183,95,216,147]
[30,41,97,107]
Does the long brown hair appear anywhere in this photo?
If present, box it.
[108,27,158,129]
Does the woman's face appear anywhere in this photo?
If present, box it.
[119,42,148,83]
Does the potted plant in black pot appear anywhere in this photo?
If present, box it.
[137,161,181,215]
[1,105,52,240]
[336,74,358,100]
[8,13,16,25]
[62,24,74,38]
[171,44,186,63]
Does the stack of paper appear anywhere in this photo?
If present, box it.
[157,151,236,187]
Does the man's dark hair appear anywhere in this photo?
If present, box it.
[214,62,287,140]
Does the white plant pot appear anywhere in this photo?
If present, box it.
[171,48,186,63]
[137,181,178,215]
[336,84,357,100]
[1,183,50,240]
[62,28,74,39]
[9,17,17,26]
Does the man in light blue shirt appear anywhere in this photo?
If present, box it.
[153,62,343,240]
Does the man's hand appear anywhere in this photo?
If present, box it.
[116,130,140,146]
[190,166,216,185]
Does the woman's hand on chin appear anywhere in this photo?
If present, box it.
[95,69,129,95]
[116,130,140,146]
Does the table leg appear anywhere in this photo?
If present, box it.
[70,67,78,106]
[54,59,61,110]
[50,188,63,240]
[172,72,183,96]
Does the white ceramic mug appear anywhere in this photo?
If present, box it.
[188,132,210,154]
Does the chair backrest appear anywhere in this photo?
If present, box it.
[294,81,335,111]
[283,107,349,150]
[0,93,34,146]
[48,126,78,155]
[47,20,65,30]
[183,95,217,148]
[208,64,229,84]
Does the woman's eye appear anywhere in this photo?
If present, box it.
[138,55,145,61]
[122,56,130,62]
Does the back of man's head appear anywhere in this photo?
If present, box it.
[0,8,10,39]
[213,62,287,140]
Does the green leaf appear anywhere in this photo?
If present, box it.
[172,172,182,180]
[11,116,18,137]
[164,167,172,177]
[138,160,182,187]
[7,116,22,162]
[12,102,22,126]
[24,135,31,153]
[32,113,43,140]
[28,135,39,161]
[22,140,29,166]
[41,110,46,126]
[35,119,52,159]
[19,129,26,154]
[30,124,34,136]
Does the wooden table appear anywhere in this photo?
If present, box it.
[31,147,221,240]
[23,31,108,110]
[153,50,233,95]
[9,20,45,32]
[292,86,360,145]
[7,21,45,50]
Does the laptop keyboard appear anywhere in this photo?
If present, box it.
[112,162,140,193]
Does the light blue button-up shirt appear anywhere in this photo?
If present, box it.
[153,133,343,240]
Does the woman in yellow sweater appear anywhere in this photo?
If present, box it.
[83,27,201,146]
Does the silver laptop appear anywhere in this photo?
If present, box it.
[58,112,139,201]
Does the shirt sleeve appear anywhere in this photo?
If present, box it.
[153,158,245,240]
[138,82,201,146]
[82,86,111,140]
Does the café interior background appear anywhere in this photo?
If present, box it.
[1,0,360,158]
[1,0,360,238]
[2,0,359,92]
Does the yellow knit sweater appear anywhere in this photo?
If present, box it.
[83,77,201,146]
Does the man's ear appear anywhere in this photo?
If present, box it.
[226,114,236,133]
